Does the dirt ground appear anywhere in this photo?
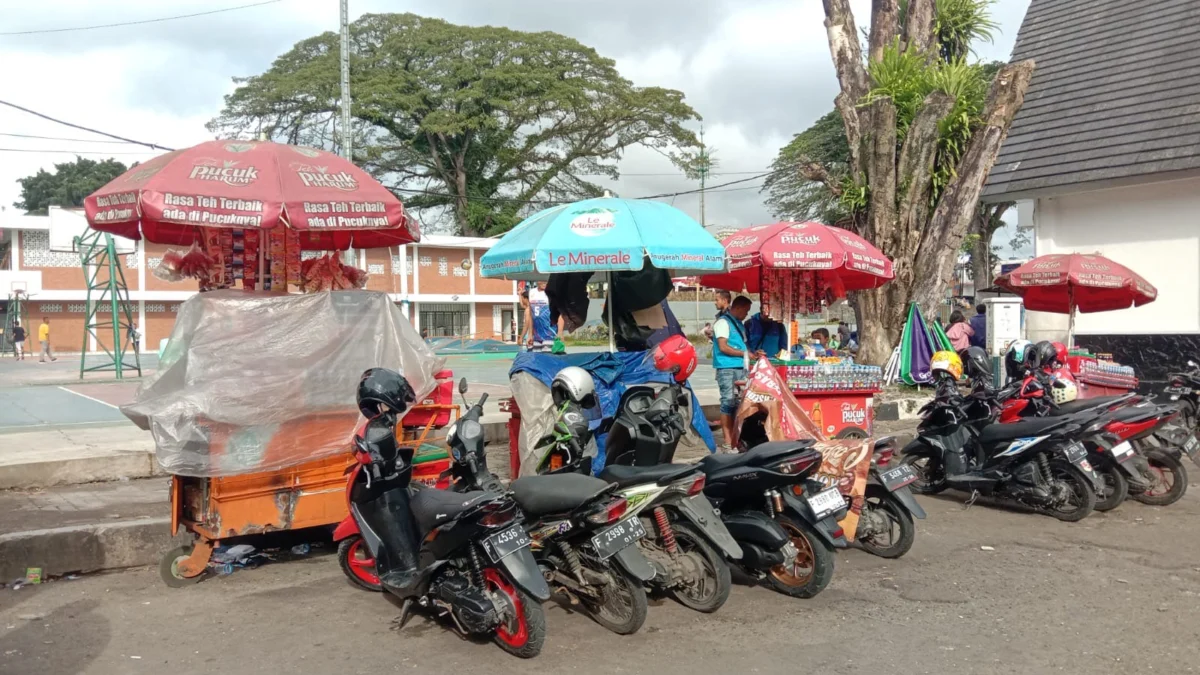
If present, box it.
[3,473,1200,675]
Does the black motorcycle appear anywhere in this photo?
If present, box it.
[603,382,848,599]
[447,379,654,635]
[347,413,550,658]
[1164,358,1200,466]
[901,378,1103,522]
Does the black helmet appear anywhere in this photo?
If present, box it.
[357,368,416,418]
[1027,341,1058,371]
[963,346,992,382]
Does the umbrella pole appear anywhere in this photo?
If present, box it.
[607,271,616,353]
[1067,286,1076,349]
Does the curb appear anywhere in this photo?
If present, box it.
[875,398,929,421]
[0,517,178,580]
[0,452,165,491]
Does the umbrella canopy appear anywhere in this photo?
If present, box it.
[84,140,419,250]
[995,253,1157,313]
[699,221,893,292]
[478,197,726,281]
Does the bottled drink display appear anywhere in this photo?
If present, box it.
[1077,359,1137,389]
[784,363,884,392]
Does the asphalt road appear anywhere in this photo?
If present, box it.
[4,488,1199,675]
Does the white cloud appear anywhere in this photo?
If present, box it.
[1,0,1032,228]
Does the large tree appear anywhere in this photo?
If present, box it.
[209,13,700,236]
[807,0,1033,364]
[14,156,128,215]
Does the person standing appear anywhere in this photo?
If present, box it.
[10,321,26,361]
[525,282,559,352]
[837,320,851,347]
[969,304,987,349]
[703,290,731,341]
[128,321,141,354]
[38,317,57,363]
[946,310,975,352]
[745,307,786,357]
[712,295,756,452]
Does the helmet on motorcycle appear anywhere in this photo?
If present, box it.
[650,334,698,383]
[930,350,963,381]
[1051,341,1069,366]
[551,366,597,408]
[963,346,992,382]
[1028,341,1058,371]
[1005,339,1032,379]
[356,368,416,418]
[1050,377,1078,405]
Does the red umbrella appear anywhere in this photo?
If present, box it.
[996,253,1157,345]
[698,221,894,293]
[84,140,420,249]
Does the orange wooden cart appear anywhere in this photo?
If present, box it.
[160,400,459,586]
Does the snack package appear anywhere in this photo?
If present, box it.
[285,228,301,289]
[270,227,286,291]
[244,230,260,288]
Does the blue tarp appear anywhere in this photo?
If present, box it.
[510,351,716,471]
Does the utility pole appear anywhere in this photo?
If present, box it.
[697,124,709,229]
[339,0,355,265]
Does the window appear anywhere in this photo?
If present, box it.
[419,303,469,337]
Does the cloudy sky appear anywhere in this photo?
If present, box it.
[1,0,1032,247]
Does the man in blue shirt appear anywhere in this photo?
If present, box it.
[969,303,987,349]
[713,295,757,451]
[745,309,787,358]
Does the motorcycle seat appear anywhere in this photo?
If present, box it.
[599,463,697,489]
[699,440,817,473]
[1050,395,1127,415]
[979,417,1069,445]
[509,474,613,516]
[409,487,495,535]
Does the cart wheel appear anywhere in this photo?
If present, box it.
[160,545,207,588]
[835,428,868,440]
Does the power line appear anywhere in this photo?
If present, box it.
[0,148,163,156]
[0,0,283,36]
[0,132,139,144]
[0,100,174,151]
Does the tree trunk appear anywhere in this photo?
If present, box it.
[854,280,910,366]
[970,226,993,292]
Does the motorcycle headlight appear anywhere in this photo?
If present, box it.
[445,421,459,442]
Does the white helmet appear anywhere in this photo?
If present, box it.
[551,366,597,408]
[1050,378,1078,405]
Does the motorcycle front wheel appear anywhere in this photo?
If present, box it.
[857,485,916,558]
[483,568,546,659]
[666,521,732,613]
[1044,459,1097,522]
[1131,449,1188,506]
[1093,463,1128,512]
[767,515,835,598]
[901,451,946,495]
[580,559,648,635]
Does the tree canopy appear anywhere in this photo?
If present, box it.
[14,157,128,215]
[209,13,701,236]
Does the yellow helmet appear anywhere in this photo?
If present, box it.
[931,350,963,381]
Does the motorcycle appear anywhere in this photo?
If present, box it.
[735,374,924,559]
[331,373,551,658]
[901,377,1104,522]
[603,380,848,600]
[973,371,1188,508]
[446,378,654,636]
[1164,358,1200,466]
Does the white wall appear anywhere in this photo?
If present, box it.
[1027,177,1200,342]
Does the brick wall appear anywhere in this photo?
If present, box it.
[475,302,519,340]
[414,246,470,295]
[363,248,396,294]
[28,303,87,354]
[474,250,513,296]
[143,304,182,352]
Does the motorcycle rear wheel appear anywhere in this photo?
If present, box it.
[767,515,835,599]
[666,522,732,613]
[1093,464,1128,512]
[1131,449,1188,506]
[901,452,946,495]
[484,568,546,659]
[580,560,648,635]
[857,485,916,558]
[1044,459,1097,522]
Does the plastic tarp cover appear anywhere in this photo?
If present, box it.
[509,352,715,477]
[123,290,444,476]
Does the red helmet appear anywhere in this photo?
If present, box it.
[1051,341,1068,366]
[651,334,697,383]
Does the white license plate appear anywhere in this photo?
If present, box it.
[1111,440,1133,461]
[807,487,844,520]
[1186,435,1199,452]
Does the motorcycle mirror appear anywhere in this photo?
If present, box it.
[1189,360,1197,369]
[458,377,469,395]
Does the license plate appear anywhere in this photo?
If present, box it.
[482,525,531,563]
[1185,434,1200,457]
[590,515,646,560]
[807,487,845,520]
[878,464,918,491]
[1110,440,1134,463]
[1063,442,1087,464]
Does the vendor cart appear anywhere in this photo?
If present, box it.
[775,361,884,438]
[1065,351,1139,399]
[161,399,458,586]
